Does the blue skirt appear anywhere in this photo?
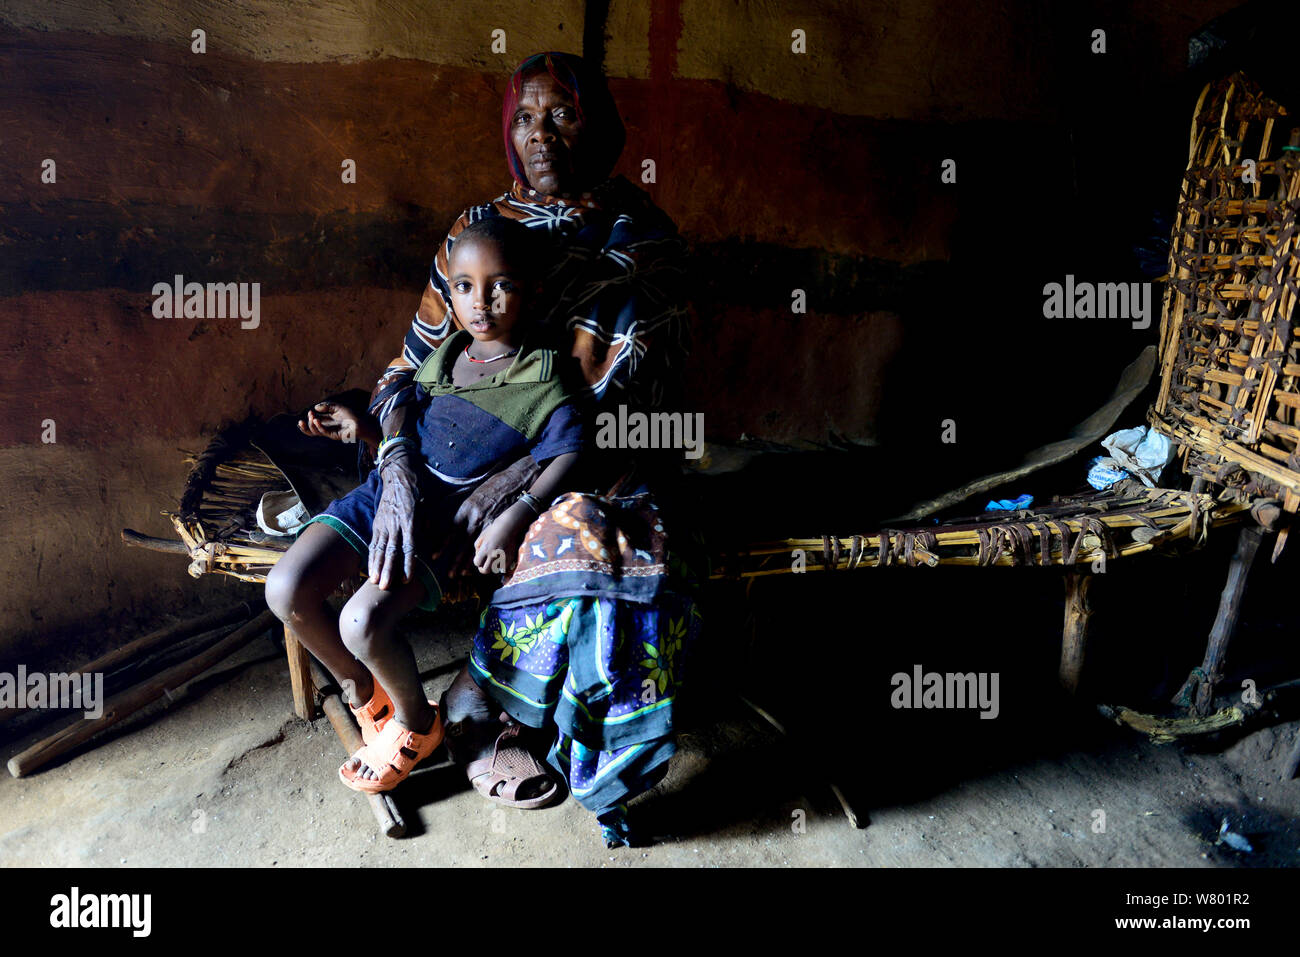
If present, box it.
[467,492,703,840]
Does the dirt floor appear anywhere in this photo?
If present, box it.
[2,581,1298,869]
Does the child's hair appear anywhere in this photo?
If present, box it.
[451,217,544,282]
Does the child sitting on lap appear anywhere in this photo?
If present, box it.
[268,217,585,794]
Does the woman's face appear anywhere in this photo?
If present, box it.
[510,72,587,196]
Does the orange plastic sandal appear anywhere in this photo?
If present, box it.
[349,679,394,746]
[338,703,444,794]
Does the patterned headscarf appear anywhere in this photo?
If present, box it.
[501,52,626,192]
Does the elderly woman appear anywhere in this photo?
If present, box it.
[275,52,700,845]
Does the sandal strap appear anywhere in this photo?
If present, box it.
[492,722,522,758]
[499,776,525,803]
[345,705,442,786]
[351,682,393,725]
[467,723,551,793]
[386,709,440,748]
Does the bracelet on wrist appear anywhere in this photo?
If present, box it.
[517,491,544,517]
[377,435,415,466]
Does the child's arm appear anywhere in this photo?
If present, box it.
[472,452,579,575]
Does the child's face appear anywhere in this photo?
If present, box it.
[448,238,529,344]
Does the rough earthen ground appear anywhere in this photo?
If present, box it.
[2,597,1297,869]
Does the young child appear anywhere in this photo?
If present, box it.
[275,217,585,794]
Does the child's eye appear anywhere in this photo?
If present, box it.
[493,280,515,292]
[453,281,471,293]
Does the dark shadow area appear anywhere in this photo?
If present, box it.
[641,510,1299,844]
[686,0,1300,541]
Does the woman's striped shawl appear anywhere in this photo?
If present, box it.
[368,175,688,426]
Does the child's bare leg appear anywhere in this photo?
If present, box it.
[265,523,373,706]
[338,577,437,782]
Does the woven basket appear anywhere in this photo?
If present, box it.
[1150,72,1300,512]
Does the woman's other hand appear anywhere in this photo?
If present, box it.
[471,502,534,577]
[298,401,382,449]
[440,455,540,577]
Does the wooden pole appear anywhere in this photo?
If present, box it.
[1059,568,1093,695]
[283,624,316,721]
[1190,524,1266,716]
[0,601,257,728]
[7,609,277,778]
[120,528,189,554]
[307,659,405,838]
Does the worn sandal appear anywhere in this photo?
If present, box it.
[465,721,561,810]
[349,679,394,747]
[338,703,443,794]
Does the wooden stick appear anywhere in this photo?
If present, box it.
[1189,525,1265,716]
[0,602,256,727]
[120,528,189,554]
[1059,569,1092,695]
[1099,703,1246,743]
[307,660,405,838]
[7,609,277,778]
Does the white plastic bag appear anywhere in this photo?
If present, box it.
[1096,425,1174,488]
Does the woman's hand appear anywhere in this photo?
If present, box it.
[369,447,421,590]
[471,502,535,577]
[298,401,382,449]
[436,455,541,577]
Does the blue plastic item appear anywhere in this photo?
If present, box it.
[985,494,1034,511]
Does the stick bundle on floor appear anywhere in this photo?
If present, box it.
[7,608,277,778]
[0,602,258,731]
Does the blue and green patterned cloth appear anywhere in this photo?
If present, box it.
[468,492,702,842]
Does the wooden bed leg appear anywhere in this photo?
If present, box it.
[1180,524,1266,717]
[307,660,406,838]
[1059,568,1093,695]
[283,623,317,720]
